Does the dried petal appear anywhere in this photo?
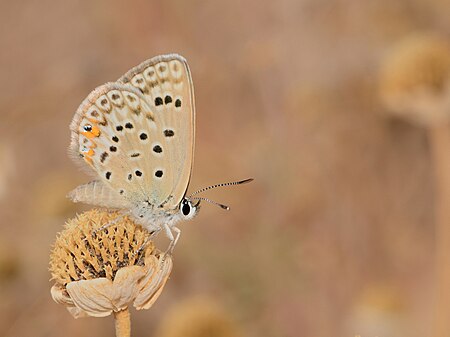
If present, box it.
[51,284,74,307]
[66,266,146,317]
[135,256,173,310]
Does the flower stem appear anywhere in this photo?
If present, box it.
[114,308,131,337]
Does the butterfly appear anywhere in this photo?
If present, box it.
[68,54,252,253]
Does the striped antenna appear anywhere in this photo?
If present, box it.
[188,178,253,198]
[191,197,230,210]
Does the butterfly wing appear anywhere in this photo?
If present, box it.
[69,54,195,210]
[118,54,195,209]
[69,82,179,208]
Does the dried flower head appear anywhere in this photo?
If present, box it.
[49,209,172,319]
[379,33,450,126]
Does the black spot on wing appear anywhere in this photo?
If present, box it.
[164,129,174,137]
[100,152,109,163]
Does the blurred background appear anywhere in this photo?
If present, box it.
[1,0,449,336]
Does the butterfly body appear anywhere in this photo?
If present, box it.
[68,54,197,248]
[130,198,198,233]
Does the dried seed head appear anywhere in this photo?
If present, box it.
[49,209,154,285]
[49,209,172,318]
[380,34,450,94]
[379,33,450,126]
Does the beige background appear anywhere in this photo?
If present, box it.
[0,0,449,336]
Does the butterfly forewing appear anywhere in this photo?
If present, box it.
[119,54,195,209]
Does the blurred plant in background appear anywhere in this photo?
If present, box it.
[156,296,242,337]
[379,33,450,126]
[379,33,450,337]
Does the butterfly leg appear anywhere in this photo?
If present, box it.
[163,224,181,256]
[132,228,162,258]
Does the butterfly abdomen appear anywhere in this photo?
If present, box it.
[68,180,132,209]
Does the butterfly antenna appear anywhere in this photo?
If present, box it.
[191,197,230,210]
[189,178,254,197]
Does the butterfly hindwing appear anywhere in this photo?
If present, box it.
[69,82,177,207]
[119,54,195,209]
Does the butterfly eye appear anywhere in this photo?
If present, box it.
[182,203,190,216]
[180,199,197,219]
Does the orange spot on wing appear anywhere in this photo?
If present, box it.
[81,147,95,166]
[84,156,94,166]
[81,124,101,138]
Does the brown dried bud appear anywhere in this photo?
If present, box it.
[379,33,450,126]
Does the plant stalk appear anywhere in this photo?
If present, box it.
[114,308,131,337]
